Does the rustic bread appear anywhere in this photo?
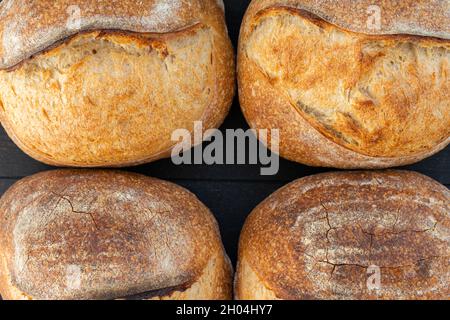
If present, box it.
[238,0,449,168]
[236,171,450,300]
[0,0,234,167]
[0,170,232,300]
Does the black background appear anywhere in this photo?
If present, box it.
[0,0,449,266]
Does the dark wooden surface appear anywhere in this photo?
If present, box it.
[0,0,448,264]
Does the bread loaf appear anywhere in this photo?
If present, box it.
[236,171,450,300]
[238,0,449,168]
[0,170,232,300]
[0,0,235,167]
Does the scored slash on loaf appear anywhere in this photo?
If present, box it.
[238,0,450,169]
[0,0,235,167]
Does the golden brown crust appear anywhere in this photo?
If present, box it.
[236,171,450,300]
[0,170,232,300]
[238,1,450,168]
[235,256,279,300]
[0,0,235,167]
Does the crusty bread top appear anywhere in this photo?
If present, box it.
[0,170,224,300]
[245,0,450,40]
[241,7,449,159]
[239,171,450,299]
[238,2,450,166]
[0,0,225,69]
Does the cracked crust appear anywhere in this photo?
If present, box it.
[0,170,232,300]
[0,0,235,167]
[238,0,450,168]
[236,171,450,300]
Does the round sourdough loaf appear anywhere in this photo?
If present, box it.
[0,0,234,167]
[238,0,450,168]
[236,171,450,300]
[0,170,232,300]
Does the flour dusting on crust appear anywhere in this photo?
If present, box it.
[0,0,214,69]
[143,0,187,28]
